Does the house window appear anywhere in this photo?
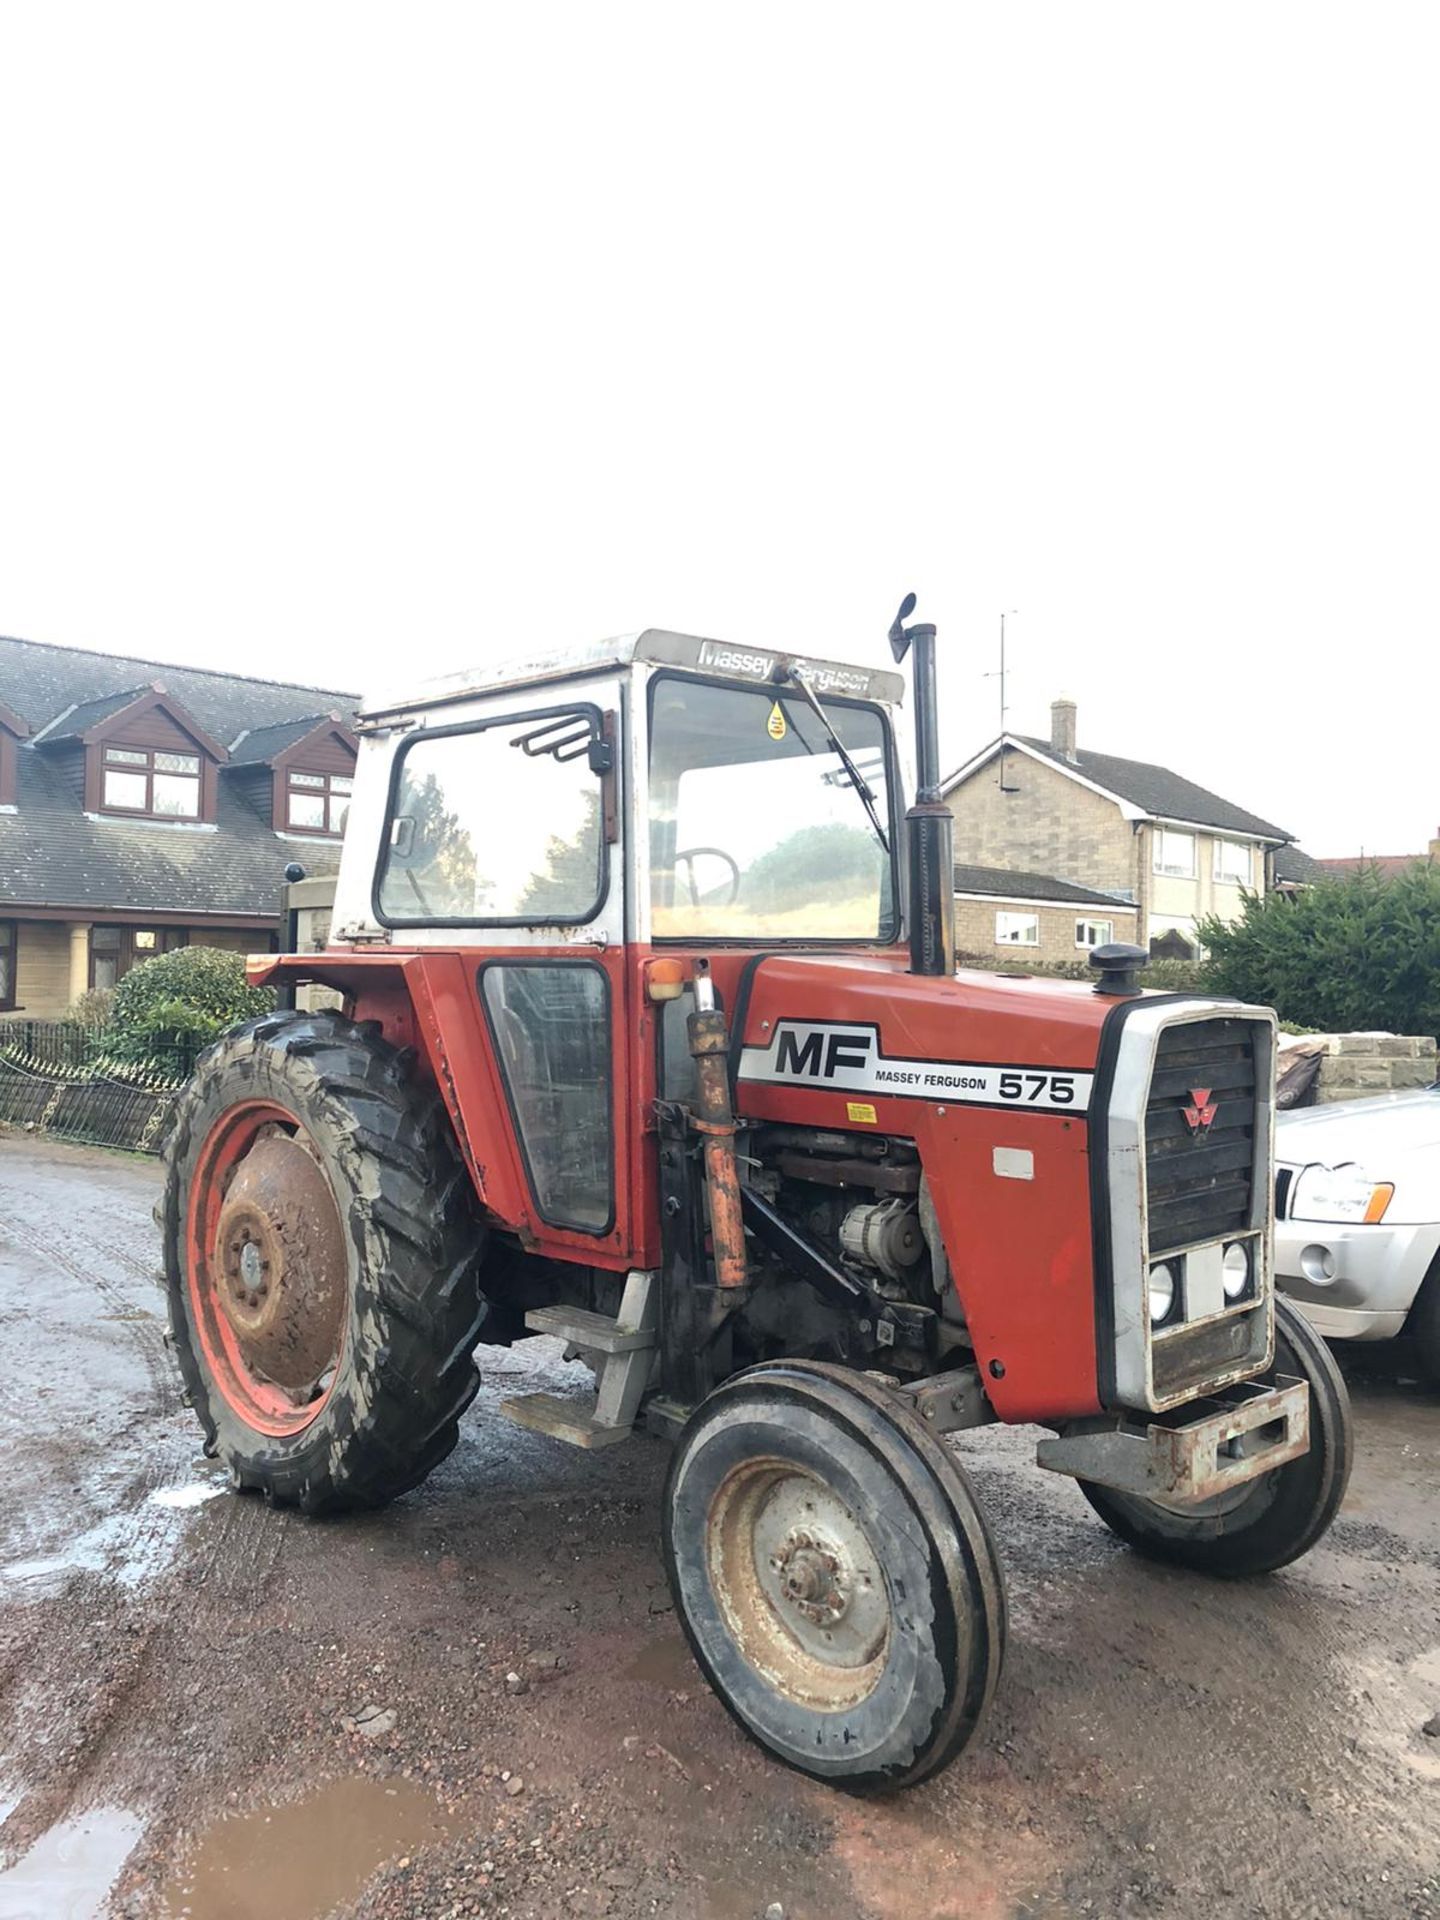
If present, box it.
[286,769,352,836]
[995,911,1040,946]
[102,747,202,819]
[1214,839,1251,885]
[0,921,15,1010]
[1075,917,1114,949]
[1153,829,1196,878]
[90,925,123,991]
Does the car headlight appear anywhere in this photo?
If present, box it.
[1148,1262,1178,1325]
[1289,1163,1394,1225]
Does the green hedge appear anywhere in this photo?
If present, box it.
[1200,864,1440,1037]
[109,947,275,1059]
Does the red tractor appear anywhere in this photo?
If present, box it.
[161,600,1350,1790]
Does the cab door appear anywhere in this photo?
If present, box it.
[371,681,636,1267]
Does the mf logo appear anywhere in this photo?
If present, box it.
[1183,1087,1219,1138]
[775,1026,873,1080]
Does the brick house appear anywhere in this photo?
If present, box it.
[941,698,1295,959]
[953,863,1140,965]
[0,636,356,1018]
[1314,829,1440,879]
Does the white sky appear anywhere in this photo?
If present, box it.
[2,3,1436,858]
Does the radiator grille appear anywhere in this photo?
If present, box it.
[1145,1018,1259,1255]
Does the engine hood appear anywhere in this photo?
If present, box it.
[1278,1086,1440,1224]
[1278,1086,1440,1162]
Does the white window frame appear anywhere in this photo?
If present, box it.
[1153,829,1196,878]
[1074,916,1114,949]
[1213,838,1251,886]
[995,911,1040,947]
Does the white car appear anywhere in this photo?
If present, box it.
[1275,1084,1440,1383]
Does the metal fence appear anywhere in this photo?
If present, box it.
[0,1022,200,1154]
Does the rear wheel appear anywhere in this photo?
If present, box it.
[1079,1299,1352,1576]
[663,1360,1006,1791]
[160,1010,487,1512]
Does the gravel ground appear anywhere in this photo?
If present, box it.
[0,1131,1436,1920]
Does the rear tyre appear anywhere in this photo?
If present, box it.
[662,1360,1007,1791]
[160,1009,487,1513]
[1406,1259,1440,1390]
[1079,1299,1352,1576]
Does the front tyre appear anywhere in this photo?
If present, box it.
[1080,1299,1352,1576]
[663,1361,1007,1791]
[161,1010,487,1513]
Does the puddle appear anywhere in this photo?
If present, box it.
[1,1509,177,1592]
[626,1633,696,1691]
[160,1775,452,1919]
[0,1806,142,1920]
[148,1482,226,1511]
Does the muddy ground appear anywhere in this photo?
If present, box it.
[0,1132,1435,1920]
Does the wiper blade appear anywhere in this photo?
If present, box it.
[785,669,890,857]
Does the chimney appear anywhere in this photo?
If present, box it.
[1050,696,1078,762]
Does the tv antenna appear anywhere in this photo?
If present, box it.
[983,609,1020,793]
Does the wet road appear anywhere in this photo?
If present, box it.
[0,1132,1436,1919]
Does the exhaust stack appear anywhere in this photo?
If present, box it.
[888,594,955,978]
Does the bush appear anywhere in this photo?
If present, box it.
[109,947,275,1058]
[1141,956,1214,995]
[1200,865,1440,1038]
[68,986,116,1026]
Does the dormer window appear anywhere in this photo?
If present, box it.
[103,746,203,819]
[286,768,352,836]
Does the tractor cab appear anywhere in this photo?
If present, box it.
[334,629,909,953]
[162,608,1352,1793]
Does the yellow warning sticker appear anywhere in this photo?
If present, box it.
[846,1101,879,1125]
[766,701,787,741]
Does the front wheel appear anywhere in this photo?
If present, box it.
[663,1360,1007,1791]
[1080,1299,1352,1576]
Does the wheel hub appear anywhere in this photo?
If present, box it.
[711,1467,890,1685]
[771,1530,851,1626]
[212,1130,346,1396]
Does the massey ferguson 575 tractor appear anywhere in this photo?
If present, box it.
[161,599,1351,1790]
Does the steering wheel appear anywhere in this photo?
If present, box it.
[674,846,742,909]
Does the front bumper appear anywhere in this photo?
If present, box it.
[1286,1299,1408,1342]
[1275,1218,1438,1327]
[1035,1376,1310,1504]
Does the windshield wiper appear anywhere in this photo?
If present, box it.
[784,669,890,857]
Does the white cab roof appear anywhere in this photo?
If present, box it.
[359,629,907,725]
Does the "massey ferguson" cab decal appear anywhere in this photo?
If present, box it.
[738,1021,1094,1114]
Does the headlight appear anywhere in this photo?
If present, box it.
[1222,1241,1252,1300]
[1290,1163,1394,1225]
[1148,1262,1178,1325]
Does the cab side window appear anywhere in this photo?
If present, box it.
[376,707,608,925]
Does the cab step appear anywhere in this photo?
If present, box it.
[500,1269,659,1450]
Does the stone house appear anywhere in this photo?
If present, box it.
[0,636,356,1019]
[953,863,1140,966]
[941,698,1295,958]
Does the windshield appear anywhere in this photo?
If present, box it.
[648,675,897,940]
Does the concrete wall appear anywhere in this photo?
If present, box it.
[946,750,1140,901]
[955,894,1138,968]
[1286,1033,1440,1105]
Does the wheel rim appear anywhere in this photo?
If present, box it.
[185,1100,349,1437]
[707,1457,890,1710]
